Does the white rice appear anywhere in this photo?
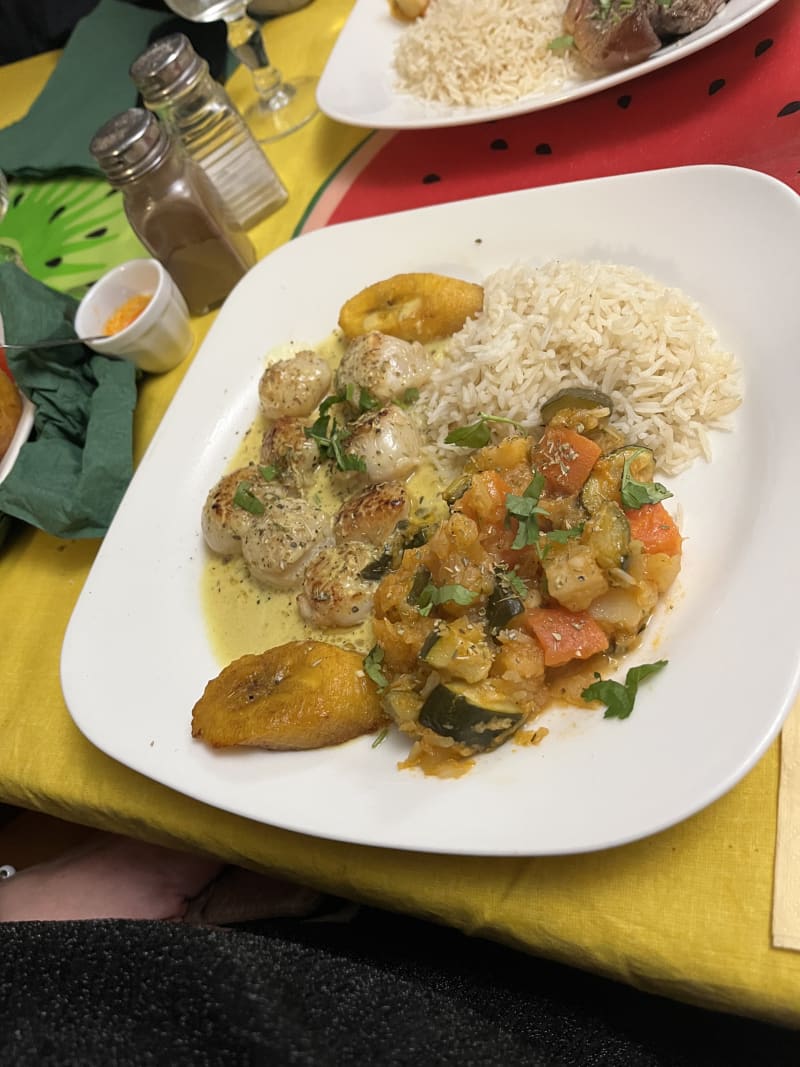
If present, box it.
[394,0,579,108]
[419,261,743,476]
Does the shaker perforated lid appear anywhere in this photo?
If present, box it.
[129,33,207,103]
[89,108,172,184]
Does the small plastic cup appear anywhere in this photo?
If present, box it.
[75,258,193,374]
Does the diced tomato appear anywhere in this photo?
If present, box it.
[625,503,682,556]
[0,346,11,379]
[531,426,601,495]
[522,606,609,668]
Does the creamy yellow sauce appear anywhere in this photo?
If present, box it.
[200,333,445,668]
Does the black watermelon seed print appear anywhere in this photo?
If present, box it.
[48,206,66,223]
[12,191,23,208]
[86,227,108,238]
[45,257,62,268]
[778,101,800,117]
[755,38,773,57]
[709,79,726,95]
[490,139,508,151]
[535,143,552,155]
[421,173,441,184]
[617,95,632,109]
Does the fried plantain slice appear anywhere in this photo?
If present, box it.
[191,640,386,751]
[338,272,484,344]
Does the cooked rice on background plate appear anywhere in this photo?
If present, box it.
[394,0,578,107]
[420,261,743,477]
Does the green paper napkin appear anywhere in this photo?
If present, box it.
[0,0,234,179]
[0,263,137,539]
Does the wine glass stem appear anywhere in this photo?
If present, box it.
[225,14,282,103]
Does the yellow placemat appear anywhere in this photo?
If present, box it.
[2,0,800,1030]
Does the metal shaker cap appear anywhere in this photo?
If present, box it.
[129,33,207,104]
[89,108,171,185]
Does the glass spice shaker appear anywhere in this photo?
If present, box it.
[130,33,288,232]
[89,108,256,316]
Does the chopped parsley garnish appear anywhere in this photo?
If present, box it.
[537,524,584,559]
[581,660,668,720]
[620,449,673,510]
[445,413,524,449]
[504,568,528,597]
[506,472,548,549]
[305,410,367,473]
[258,464,278,481]
[416,582,477,617]
[364,645,388,689]
[398,387,420,408]
[233,481,266,515]
[548,34,574,52]
[371,727,389,749]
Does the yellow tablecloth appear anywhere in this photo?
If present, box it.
[2,0,799,1030]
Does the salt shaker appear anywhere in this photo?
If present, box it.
[89,108,256,316]
[130,33,288,232]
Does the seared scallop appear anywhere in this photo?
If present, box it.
[346,404,421,483]
[298,542,379,628]
[333,481,410,547]
[335,331,429,406]
[258,350,332,420]
[241,496,330,589]
[260,415,320,490]
[201,467,286,556]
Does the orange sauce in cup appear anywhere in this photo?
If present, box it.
[103,293,152,336]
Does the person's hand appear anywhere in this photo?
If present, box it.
[0,832,222,921]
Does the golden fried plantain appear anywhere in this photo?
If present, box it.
[388,0,429,20]
[0,371,22,461]
[338,272,484,344]
[192,640,386,750]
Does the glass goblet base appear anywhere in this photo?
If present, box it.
[245,74,319,143]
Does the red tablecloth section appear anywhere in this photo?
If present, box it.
[302,1,799,232]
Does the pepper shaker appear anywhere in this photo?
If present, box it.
[89,108,257,316]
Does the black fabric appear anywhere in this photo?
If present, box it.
[0,907,798,1065]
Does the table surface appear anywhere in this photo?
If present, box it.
[2,0,800,1030]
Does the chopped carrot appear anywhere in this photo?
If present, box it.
[531,426,601,494]
[522,607,609,668]
[625,503,682,556]
[455,469,513,526]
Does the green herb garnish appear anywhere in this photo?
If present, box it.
[581,660,668,720]
[258,464,278,481]
[548,34,574,52]
[398,387,420,408]
[233,481,266,515]
[305,411,367,473]
[537,524,584,560]
[417,582,477,617]
[372,727,389,749]
[504,568,528,596]
[506,472,548,549]
[364,645,388,689]
[620,449,673,510]
[445,413,524,449]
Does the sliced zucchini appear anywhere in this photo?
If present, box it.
[540,386,613,424]
[419,619,493,683]
[581,445,656,514]
[407,565,432,606]
[584,500,630,570]
[418,682,525,752]
[486,575,525,634]
[383,688,424,727]
[443,474,472,506]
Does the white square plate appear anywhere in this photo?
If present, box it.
[62,166,800,855]
[317,0,781,131]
